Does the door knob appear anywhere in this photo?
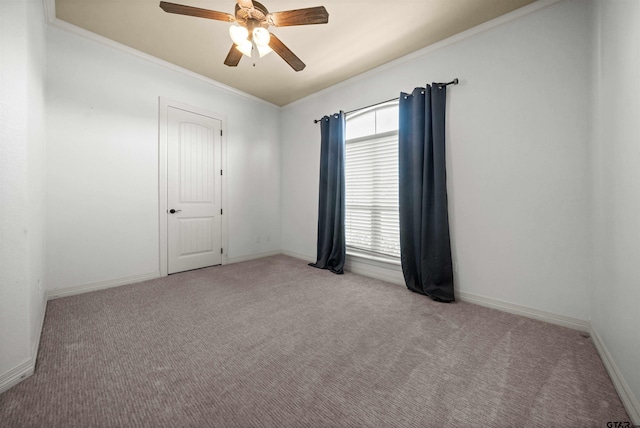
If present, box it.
[169,209,182,214]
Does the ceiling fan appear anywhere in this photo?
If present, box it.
[159,0,329,71]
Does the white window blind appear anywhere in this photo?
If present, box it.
[345,102,400,260]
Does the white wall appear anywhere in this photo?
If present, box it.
[27,0,47,363]
[591,0,640,421]
[0,0,46,389]
[45,25,281,292]
[281,0,592,321]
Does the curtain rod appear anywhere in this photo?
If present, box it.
[313,78,458,123]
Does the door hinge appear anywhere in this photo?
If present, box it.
[220,169,223,176]
[220,130,223,136]
[221,248,223,254]
[220,208,223,215]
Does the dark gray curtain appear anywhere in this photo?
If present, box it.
[398,85,454,302]
[309,112,346,274]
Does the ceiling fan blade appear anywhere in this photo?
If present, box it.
[159,2,235,22]
[268,33,305,72]
[224,44,243,67]
[236,0,254,8]
[269,6,328,27]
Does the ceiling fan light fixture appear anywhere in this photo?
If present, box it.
[252,27,270,46]
[252,28,272,57]
[229,25,249,45]
[256,44,273,58]
[235,40,253,57]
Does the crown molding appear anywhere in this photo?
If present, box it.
[281,0,565,111]
[42,0,279,110]
[43,0,564,112]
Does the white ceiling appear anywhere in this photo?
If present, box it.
[55,0,536,106]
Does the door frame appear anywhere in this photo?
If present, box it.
[158,97,228,276]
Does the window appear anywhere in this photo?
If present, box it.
[345,101,400,260]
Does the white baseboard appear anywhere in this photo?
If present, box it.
[590,327,640,424]
[280,250,315,263]
[46,271,160,300]
[343,259,590,332]
[456,291,590,332]
[226,250,283,265]
[344,255,405,286]
[281,251,404,283]
[44,252,293,299]
[1,295,48,394]
[0,358,34,395]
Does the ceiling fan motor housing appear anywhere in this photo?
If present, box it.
[235,1,270,32]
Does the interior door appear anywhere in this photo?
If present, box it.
[167,106,222,274]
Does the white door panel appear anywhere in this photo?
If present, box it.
[167,107,222,274]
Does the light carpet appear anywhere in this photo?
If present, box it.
[0,255,630,427]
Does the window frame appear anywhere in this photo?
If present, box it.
[344,101,401,265]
